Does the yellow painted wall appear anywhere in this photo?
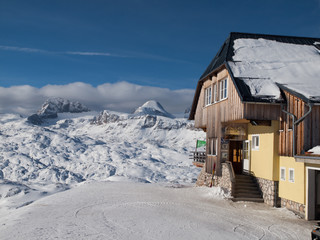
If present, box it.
[248,120,279,181]
[279,156,305,204]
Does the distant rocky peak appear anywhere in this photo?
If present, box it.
[91,110,120,125]
[133,100,175,118]
[38,97,90,118]
[28,97,90,125]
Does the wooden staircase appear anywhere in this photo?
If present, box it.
[231,174,264,203]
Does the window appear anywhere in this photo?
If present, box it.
[213,83,218,103]
[205,86,212,106]
[280,167,286,181]
[208,138,217,156]
[252,135,259,150]
[289,168,295,183]
[219,78,228,100]
[243,140,250,160]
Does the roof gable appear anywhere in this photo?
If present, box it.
[190,32,320,120]
[200,32,320,103]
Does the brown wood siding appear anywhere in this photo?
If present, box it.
[304,105,320,153]
[206,155,217,174]
[243,103,280,120]
[201,69,245,174]
[278,91,320,156]
[194,86,206,129]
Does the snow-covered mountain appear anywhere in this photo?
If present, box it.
[133,100,175,118]
[0,104,204,211]
[27,98,90,124]
[39,97,89,116]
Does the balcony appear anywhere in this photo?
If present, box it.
[189,151,206,167]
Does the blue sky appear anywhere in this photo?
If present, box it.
[0,0,320,114]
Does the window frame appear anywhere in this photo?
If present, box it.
[219,78,228,101]
[204,86,212,106]
[280,167,286,181]
[289,168,295,183]
[208,137,217,156]
[252,135,260,151]
[213,83,218,103]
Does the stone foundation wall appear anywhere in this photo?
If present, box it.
[281,198,305,218]
[196,163,213,187]
[255,177,280,207]
[196,163,233,193]
[214,163,233,193]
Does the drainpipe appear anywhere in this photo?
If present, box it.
[281,102,313,156]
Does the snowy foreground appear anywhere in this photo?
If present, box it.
[0,181,314,240]
[0,109,204,206]
[0,105,315,239]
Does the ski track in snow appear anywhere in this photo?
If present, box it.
[0,112,315,239]
[0,182,314,240]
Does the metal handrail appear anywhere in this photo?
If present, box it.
[223,161,235,183]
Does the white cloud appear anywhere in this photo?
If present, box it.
[0,45,122,57]
[0,82,194,116]
[0,45,49,54]
[66,51,112,56]
[0,45,188,62]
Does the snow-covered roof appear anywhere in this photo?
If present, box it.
[228,38,320,102]
[189,33,320,120]
[199,32,320,103]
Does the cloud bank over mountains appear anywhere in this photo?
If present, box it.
[0,81,194,116]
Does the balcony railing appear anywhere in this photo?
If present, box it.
[189,151,206,167]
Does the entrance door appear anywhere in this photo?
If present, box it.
[243,140,250,173]
[229,141,243,174]
[316,171,320,219]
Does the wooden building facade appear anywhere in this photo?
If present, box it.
[190,32,320,220]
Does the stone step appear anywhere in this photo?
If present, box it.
[234,189,261,195]
[235,174,253,179]
[235,178,256,183]
[234,185,259,190]
[233,174,263,203]
[234,193,262,198]
[235,182,258,188]
[231,197,264,203]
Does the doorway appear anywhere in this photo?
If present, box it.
[316,171,320,219]
[307,168,320,220]
[229,140,243,174]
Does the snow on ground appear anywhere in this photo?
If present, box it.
[0,106,315,239]
[0,110,204,215]
[0,181,314,240]
[228,38,320,100]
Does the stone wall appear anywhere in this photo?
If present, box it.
[196,162,233,193]
[281,198,305,218]
[215,163,233,193]
[196,163,213,187]
[255,177,280,207]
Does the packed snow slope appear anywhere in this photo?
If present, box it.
[0,182,313,240]
[0,101,205,211]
